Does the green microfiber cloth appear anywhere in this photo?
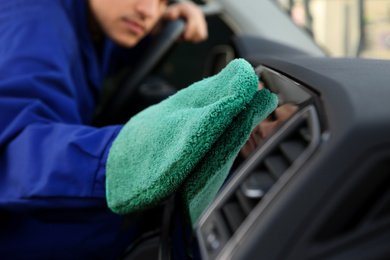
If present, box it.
[106,58,277,215]
[181,89,278,226]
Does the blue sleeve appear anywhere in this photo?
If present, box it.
[0,2,123,211]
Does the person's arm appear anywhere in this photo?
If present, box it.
[0,3,121,211]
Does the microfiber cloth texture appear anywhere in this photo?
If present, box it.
[181,89,278,226]
[106,58,278,215]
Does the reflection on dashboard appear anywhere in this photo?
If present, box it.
[240,103,298,158]
[238,66,312,160]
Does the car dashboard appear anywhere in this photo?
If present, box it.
[191,37,390,260]
[120,33,390,260]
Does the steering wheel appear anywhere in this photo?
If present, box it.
[93,18,186,126]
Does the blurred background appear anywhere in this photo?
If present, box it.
[277,0,390,59]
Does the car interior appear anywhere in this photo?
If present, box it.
[92,1,390,259]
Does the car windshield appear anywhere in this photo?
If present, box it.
[275,0,390,60]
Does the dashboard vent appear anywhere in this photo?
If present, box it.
[197,105,321,259]
[220,109,312,236]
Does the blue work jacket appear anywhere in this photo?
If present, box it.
[0,0,139,258]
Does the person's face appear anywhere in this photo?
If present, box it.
[88,0,168,47]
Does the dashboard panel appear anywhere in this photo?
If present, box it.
[192,35,390,260]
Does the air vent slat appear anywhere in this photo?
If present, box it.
[264,155,289,179]
[221,199,246,233]
[236,189,258,215]
[240,170,275,199]
[235,170,276,215]
[299,125,312,142]
[279,139,307,164]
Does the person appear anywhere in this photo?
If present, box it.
[0,0,207,259]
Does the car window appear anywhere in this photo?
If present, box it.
[276,0,390,60]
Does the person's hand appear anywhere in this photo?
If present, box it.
[162,1,208,43]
